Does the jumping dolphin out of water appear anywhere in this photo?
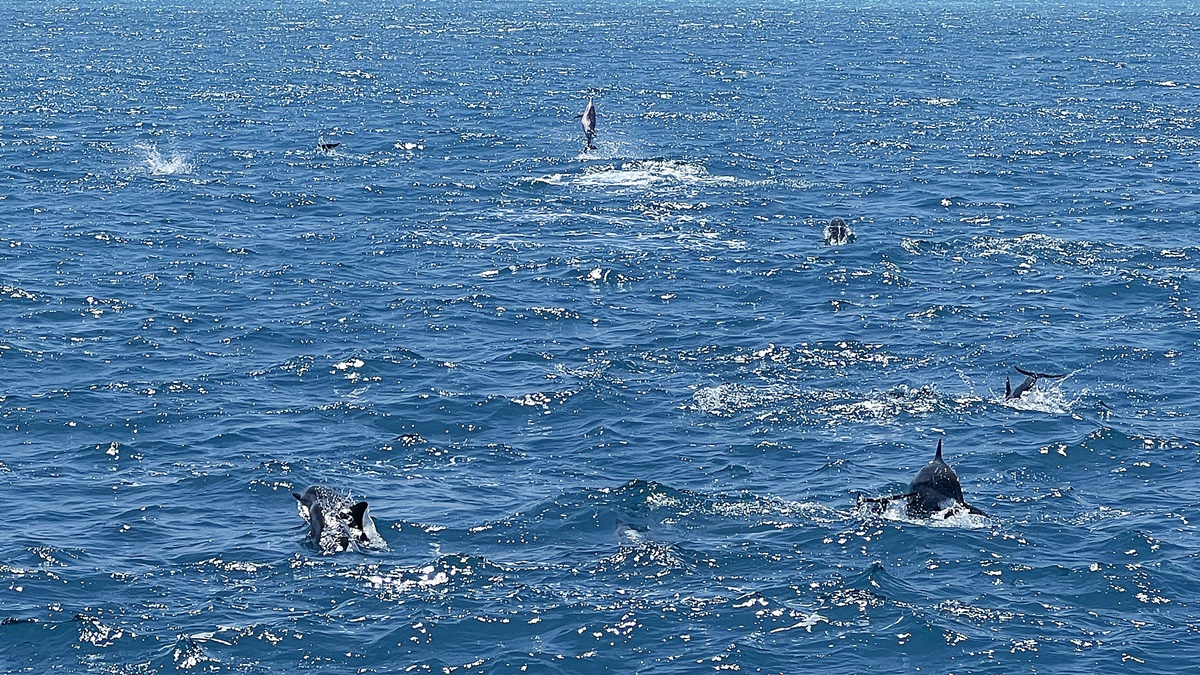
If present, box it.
[858,439,986,519]
[824,218,854,245]
[1005,366,1067,400]
[293,486,385,554]
[575,99,597,152]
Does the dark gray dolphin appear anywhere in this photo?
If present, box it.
[824,218,854,246]
[293,485,384,554]
[575,99,597,152]
[1005,366,1067,400]
[905,439,987,518]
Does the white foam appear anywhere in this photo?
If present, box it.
[529,173,567,186]
[574,139,639,161]
[574,159,735,189]
[138,143,193,175]
[868,499,990,529]
[769,612,828,633]
[998,385,1076,415]
[333,358,365,371]
[692,382,796,416]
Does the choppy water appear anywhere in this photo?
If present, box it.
[3,0,1200,672]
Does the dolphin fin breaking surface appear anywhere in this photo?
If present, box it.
[293,486,387,554]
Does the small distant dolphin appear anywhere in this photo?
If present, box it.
[317,141,340,153]
[905,439,986,518]
[1005,366,1067,400]
[293,486,385,554]
[858,439,986,519]
[575,99,597,152]
[824,218,854,246]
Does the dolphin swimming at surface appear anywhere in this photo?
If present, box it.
[905,439,987,518]
[824,217,854,245]
[576,99,597,152]
[858,439,986,519]
[293,485,385,554]
[316,135,340,153]
[1005,366,1067,400]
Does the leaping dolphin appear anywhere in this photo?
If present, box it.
[293,485,385,554]
[1005,366,1067,400]
[575,99,597,152]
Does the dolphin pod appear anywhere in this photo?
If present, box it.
[292,366,1074,549]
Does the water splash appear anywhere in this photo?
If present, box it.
[998,386,1078,415]
[574,159,735,189]
[137,143,193,176]
[859,497,991,530]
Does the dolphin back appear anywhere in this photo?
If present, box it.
[905,439,976,517]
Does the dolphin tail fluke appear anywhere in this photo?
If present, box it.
[935,438,943,461]
[1014,366,1067,379]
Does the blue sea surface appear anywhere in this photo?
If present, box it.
[3,0,1200,672]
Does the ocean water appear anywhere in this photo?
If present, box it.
[3,0,1200,671]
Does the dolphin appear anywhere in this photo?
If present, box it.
[857,439,986,519]
[905,439,987,518]
[293,485,384,554]
[317,141,340,153]
[824,218,854,246]
[575,99,597,152]
[1005,366,1067,400]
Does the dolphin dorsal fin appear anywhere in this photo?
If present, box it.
[349,501,370,528]
[1005,378,1011,398]
[935,439,943,462]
